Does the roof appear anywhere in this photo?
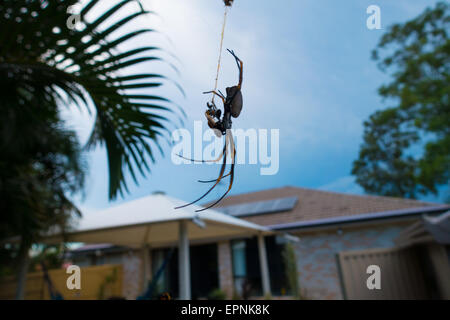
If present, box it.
[210,186,449,228]
[46,194,270,247]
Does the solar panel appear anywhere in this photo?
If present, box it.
[217,196,298,217]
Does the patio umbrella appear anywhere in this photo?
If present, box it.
[45,194,273,299]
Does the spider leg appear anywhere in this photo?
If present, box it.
[203,90,226,104]
[228,130,236,163]
[174,142,228,210]
[176,150,224,163]
[205,111,220,132]
[227,49,240,68]
[198,172,231,183]
[177,119,223,162]
[204,90,226,99]
[227,49,243,89]
[195,136,236,212]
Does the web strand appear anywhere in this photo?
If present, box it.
[211,6,229,104]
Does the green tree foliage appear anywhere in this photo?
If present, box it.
[0,93,86,294]
[29,245,67,273]
[0,0,181,298]
[282,243,301,299]
[207,288,227,300]
[0,102,85,245]
[352,2,449,198]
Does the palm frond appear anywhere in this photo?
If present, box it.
[0,0,184,199]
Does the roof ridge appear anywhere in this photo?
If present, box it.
[304,187,436,205]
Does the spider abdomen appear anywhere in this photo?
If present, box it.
[226,86,243,118]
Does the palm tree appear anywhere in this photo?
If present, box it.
[0,0,182,299]
[0,0,182,199]
[0,106,86,299]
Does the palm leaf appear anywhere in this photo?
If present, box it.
[0,0,184,199]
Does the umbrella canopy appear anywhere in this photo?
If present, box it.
[40,194,275,300]
[48,194,271,247]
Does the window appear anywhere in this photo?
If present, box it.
[231,240,247,296]
[231,236,292,297]
[231,238,262,297]
[266,236,291,296]
[151,244,218,299]
[190,244,218,299]
[151,248,178,298]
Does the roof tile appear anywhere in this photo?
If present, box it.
[209,186,439,226]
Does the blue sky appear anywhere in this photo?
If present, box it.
[63,0,447,212]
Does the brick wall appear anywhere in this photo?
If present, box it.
[122,251,143,300]
[217,241,234,298]
[116,223,411,300]
[293,223,406,300]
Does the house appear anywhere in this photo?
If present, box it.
[68,186,450,300]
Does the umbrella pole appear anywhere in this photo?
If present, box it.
[178,220,191,299]
[257,233,271,297]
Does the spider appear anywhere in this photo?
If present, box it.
[176,49,243,212]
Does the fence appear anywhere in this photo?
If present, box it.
[337,246,429,299]
[0,264,123,300]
